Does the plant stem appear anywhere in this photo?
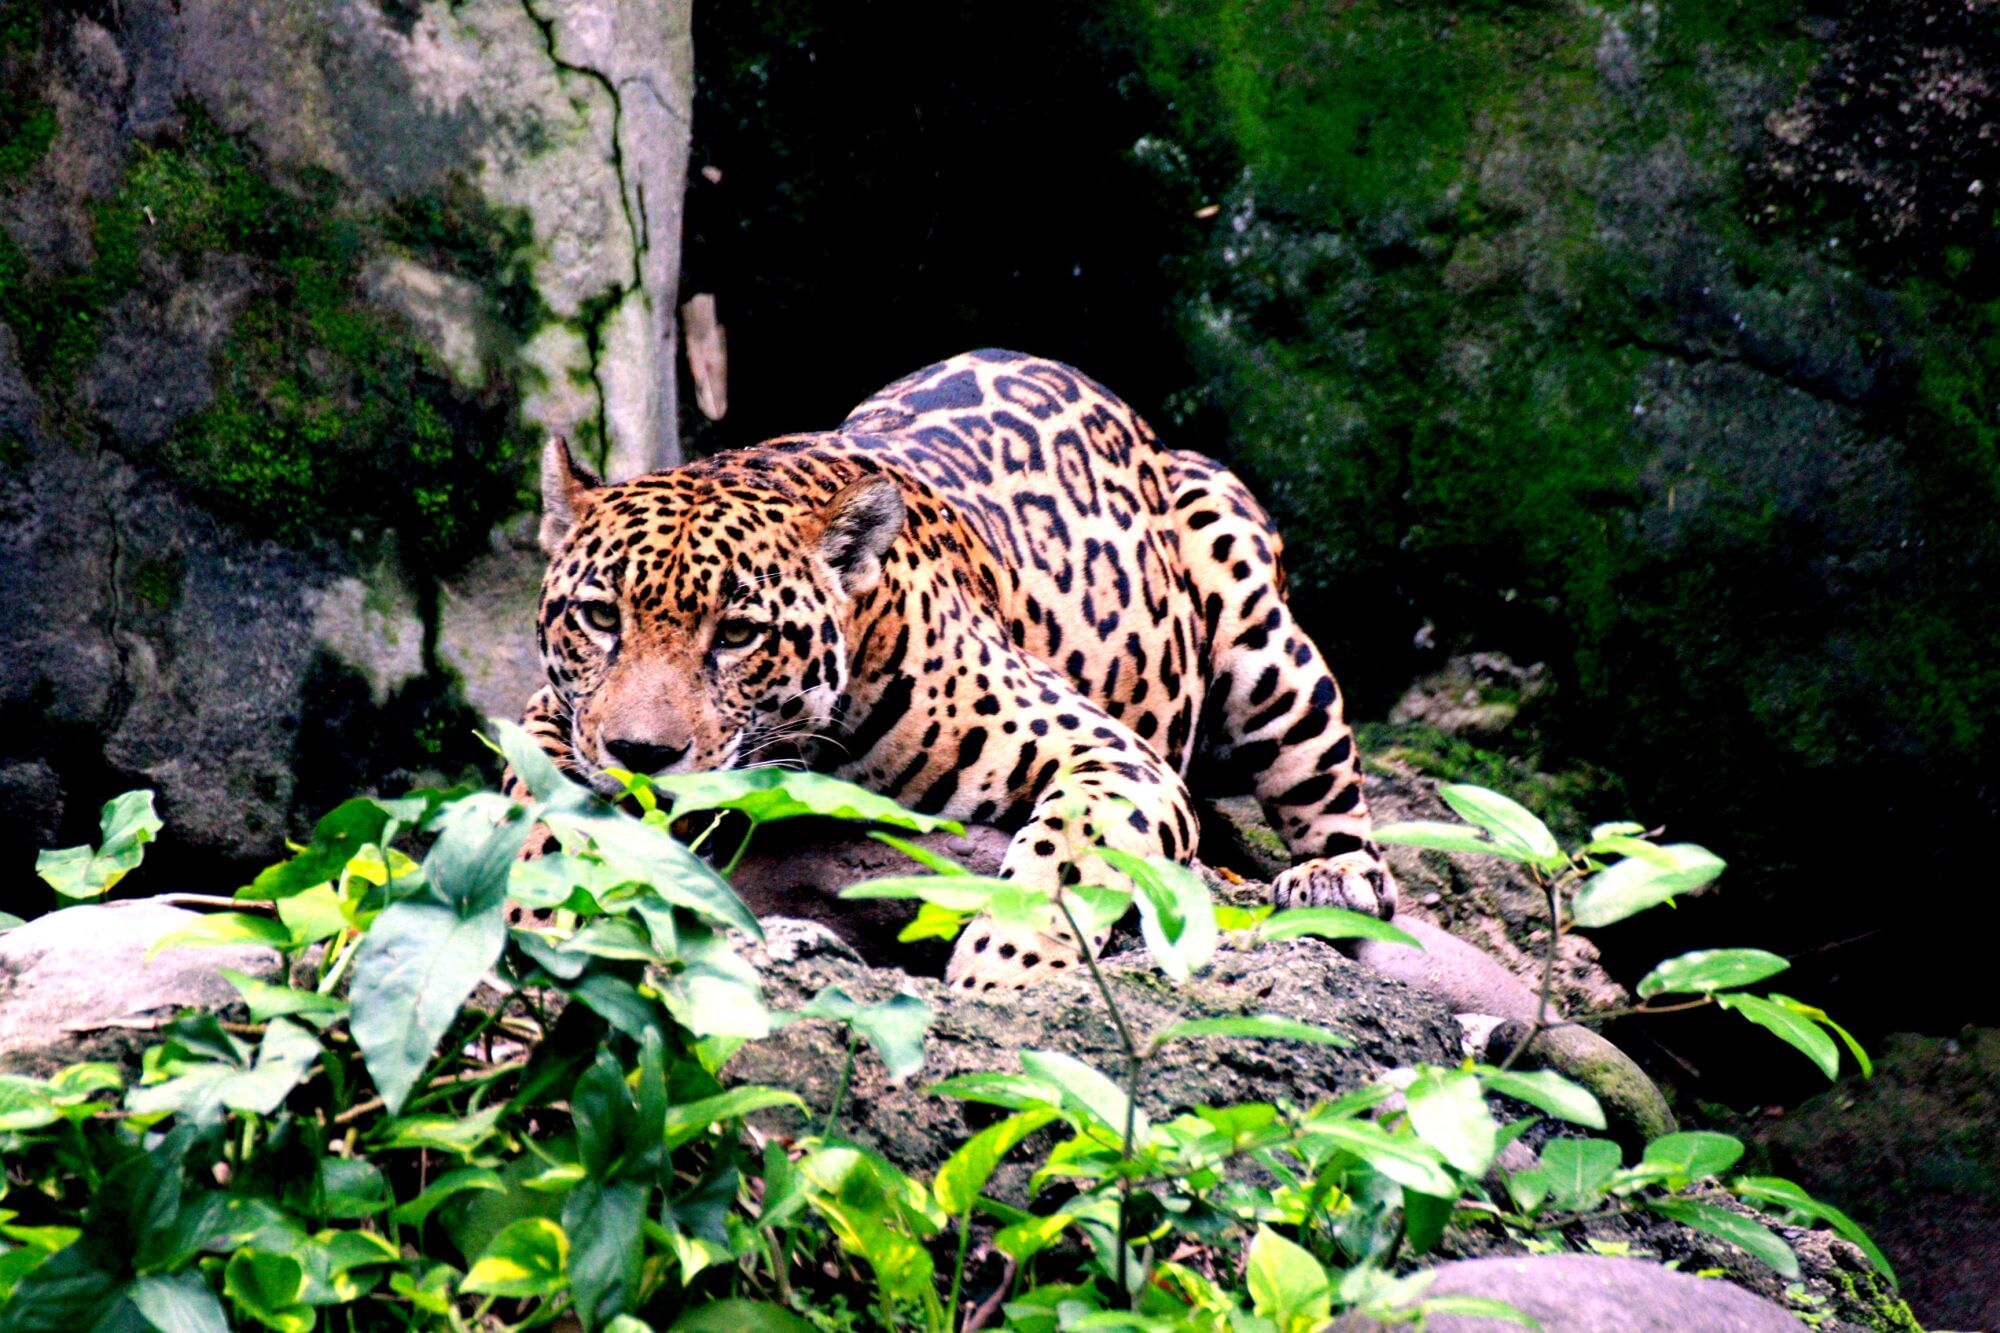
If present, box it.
[1498,869,1564,1073]
[946,1207,973,1332]
[822,1028,860,1139]
[1583,997,1715,1024]
[1055,895,1143,1307]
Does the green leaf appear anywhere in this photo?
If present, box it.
[925,1071,1062,1112]
[1415,1296,1543,1327]
[1401,1189,1456,1256]
[1436,784,1561,865]
[349,896,508,1116]
[1019,1050,1144,1142]
[391,1168,505,1227]
[1570,844,1726,928]
[129,1269,228,1333]
[125,1019,321,1128]
[789,988,935,1082]
[1766,993,1873,1078]
[669,1300,815,1333]
[1245,1226,1331,1330]
[1535,1138,1621,1209]
[1093,848,1218,984]
[0,1075,58,1131]
[992,1212,1073,1263]
[462,1217,569,1298]
[1298,1118,1456,1196]
[838,874,1011,913]
[1259,907,1421,947]
[1371,820,1510,858]
[1405,1067,1498,1177]
[565,1178,647,1332]
[1640,1131,1745,1186]
[248,797,404,901]
[1716,994,1839,1079]
[1730,1176,1895,1285]
[378,1104,507,1158]
[1637,949,1790,998]
[1475,1068,1606,1129]
[548,811,759,936]
[223,1251,310,1333]
[867,831,968,875]
[1646,1198,1798,1278]
[1149,1014,1351,1051]
[651,769,962,836]
[216,971,347,1027]
[149,913,292,958]
[36,790,163,900]
[661,1087,808,1153]
[935,1109,1061,1214]
[313,1157,393,1219]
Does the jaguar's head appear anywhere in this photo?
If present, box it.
[534,437,904,791]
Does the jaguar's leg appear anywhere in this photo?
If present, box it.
[1175,459,1397,920]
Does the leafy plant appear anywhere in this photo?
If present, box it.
[0,758,1892,1332]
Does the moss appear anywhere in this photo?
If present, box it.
[0,103,537,573]
[129,557,185,611]
[0,98,53,181]
[1357,720,1625,846]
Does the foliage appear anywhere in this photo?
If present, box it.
[1,758,1891,1330]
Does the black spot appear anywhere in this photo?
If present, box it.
[1328,783,1363,814]
[999,943,1017,959]
[1021,952,1041,968]
[1278,773,1335,806]
[973,935,990,953]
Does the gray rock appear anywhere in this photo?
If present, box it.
[0,900,283,1077]
[1328,1254,1808,1332]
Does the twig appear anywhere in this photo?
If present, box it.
[963,1253,1018,1332]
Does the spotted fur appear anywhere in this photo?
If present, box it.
[507,350,1395,991]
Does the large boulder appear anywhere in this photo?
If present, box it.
[0,0,692,895]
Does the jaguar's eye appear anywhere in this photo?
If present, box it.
[715,618,763,650]
[578,601,620,634]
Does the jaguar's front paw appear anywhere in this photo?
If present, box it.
[1271,852,1398,920]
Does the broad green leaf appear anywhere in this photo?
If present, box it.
[223,1251,310,1333]
[130,1269,228,1333]
[37,790,163,899]
[1297,1118,1456,1196]
[1372,820,1509,858]
[1536,1138,1621,1208]
[788,987,935,1082]
[548,811,759,936]
[868,831,967,875]
[935,1109,1061,1214]
[839,875,1011,913]
[248,797,409,901]
[1588,821,1647,841]
[669,1299,815,1332]
[149,912,292,958]
[1637,949,1790,998]
[652,769,962,835]
[216,971,347,1026]
[1646,1198,1798,1278]
[660,922,771,1039]
[1640,1131,1745,1186]
[1149,1014,1351,1051]
[1767,993,1874,1078]
[1406,1067,1498,1177]
[1245,1226,1331,1331]
[897,900,970,943]
[1475,1068,1606,1129]
[313,1157,392,1219]
[1717,994,1839,1079]
[662,1087,808,1152]
[1094,848,1218,984]
[462,1217,569,1298]
[925,1071,1062,1112]
[992,1212,1074,1262]
[349,896,508,1116]
[1402,1189,1456,1255]
[1259,907,1421,947]
[125,1019,322,1128]
[1436,784,1561,865]
[0,1076,58,1131]
[565,1178,647,1333]
[1570,844,1726,928]
[392,1168,505,1227]
[1019,1050,1144,1142]
[490,717,598,814]
[1731,1176,1895,1284]
[378,1105,507,1158]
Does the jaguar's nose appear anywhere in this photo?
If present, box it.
[603,737,691,774]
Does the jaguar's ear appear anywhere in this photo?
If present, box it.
[539,436,600,556]
[816,474,905,596]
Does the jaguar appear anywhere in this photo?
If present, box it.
[510,349,1396,992]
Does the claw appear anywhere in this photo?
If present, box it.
[1271,852,1398,920]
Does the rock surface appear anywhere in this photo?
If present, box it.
[0,900,281,1077]
[1328,1254,1809,1332]
[0,0,692,891]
